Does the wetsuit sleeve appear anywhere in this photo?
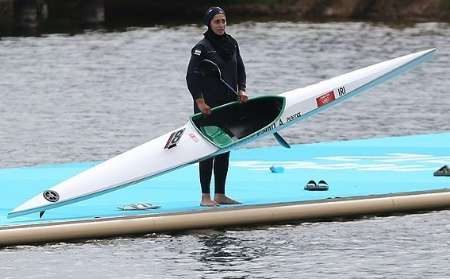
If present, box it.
[186,45,206,100]
[236,43,246,92]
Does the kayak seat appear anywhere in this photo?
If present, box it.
[200,126,234,147]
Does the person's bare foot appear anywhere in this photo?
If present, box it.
[214,194,241,205]
[200,194,219,207]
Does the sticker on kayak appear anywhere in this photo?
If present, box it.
[164,128,185,149]
[316,91,336,107]
[189,133,199,142]
[336,86,347,97]
[43,190,59,202]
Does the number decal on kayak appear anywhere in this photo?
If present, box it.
[337,86,347,96]
[165,128,185,149]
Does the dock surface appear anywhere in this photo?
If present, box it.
[1,133,449,245]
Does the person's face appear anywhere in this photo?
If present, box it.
[210,13,226,35]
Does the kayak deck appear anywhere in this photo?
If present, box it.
[1,133,449,245]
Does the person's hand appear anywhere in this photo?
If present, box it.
[238,90,248,103]
[196,98,211,115]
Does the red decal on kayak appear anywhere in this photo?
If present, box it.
[189,133,199,143]
[316,91,336,107]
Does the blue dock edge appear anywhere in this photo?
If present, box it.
[0,133,449,245]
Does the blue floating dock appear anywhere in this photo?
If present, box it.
[1,133,449,246]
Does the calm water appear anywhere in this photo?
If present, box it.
[1,21,449,278]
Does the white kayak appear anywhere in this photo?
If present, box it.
[8,48,436,218]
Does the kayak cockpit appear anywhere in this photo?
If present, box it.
[191,96,285,148]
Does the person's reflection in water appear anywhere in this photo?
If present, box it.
[191,230,268,274]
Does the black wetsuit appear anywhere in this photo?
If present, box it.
[186,31,246,194]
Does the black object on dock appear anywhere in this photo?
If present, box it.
[304,180,329,191]
[434,165,450,177]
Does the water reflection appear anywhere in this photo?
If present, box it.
[192,230,268,266]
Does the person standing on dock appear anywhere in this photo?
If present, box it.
[186,7,248,207]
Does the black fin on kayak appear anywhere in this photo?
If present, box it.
[274,132,291,148]
[39,211,45,218]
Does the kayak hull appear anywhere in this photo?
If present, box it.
[8,48,436,218]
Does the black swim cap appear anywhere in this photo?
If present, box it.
[204,7,225,27]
